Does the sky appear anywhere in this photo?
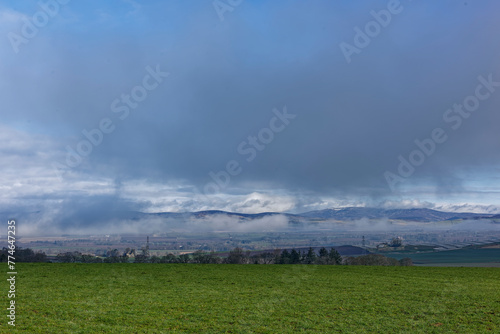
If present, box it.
[1,0,500,234]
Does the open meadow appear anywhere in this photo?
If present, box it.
[382,248,500,267]
[2,263,499,333]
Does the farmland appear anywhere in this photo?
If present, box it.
[2,264,499,333]
[381,248,500,267]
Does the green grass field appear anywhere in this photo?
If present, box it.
[381,248,500,266]
[2,264,499,333]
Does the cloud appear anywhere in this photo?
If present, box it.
[2,1,500,232]
[433,203,500,215]
[188,214,289,233]
[0,8,26,25]
[352,218,395,232]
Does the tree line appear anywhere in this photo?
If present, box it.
[221,247,412,266]
[56,246,412,266]
[224,247,343,265]
[0,247,47,262]
[1,246,412,266]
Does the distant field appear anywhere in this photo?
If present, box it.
[381,248,500,266]
[2,264,499,333]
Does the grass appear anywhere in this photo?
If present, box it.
[1,263,499,333]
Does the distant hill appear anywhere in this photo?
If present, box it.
[120,210,299,223]
[298,207,491,222]
[62,207,494,223]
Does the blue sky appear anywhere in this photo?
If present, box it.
[1,0,499,234]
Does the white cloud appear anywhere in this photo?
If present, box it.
[118,180,297,213]
[378,199,434,210]
[193,214,289,232]
[0,125,115,210]
[433,203,500,214]
[0,8,26,26]
[1,125,499,237]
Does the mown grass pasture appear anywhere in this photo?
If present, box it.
[2,263,499,333]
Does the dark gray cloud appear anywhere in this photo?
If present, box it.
[1,0,499,223]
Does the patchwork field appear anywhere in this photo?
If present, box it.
[2,264,499,333]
